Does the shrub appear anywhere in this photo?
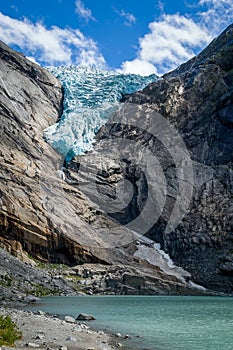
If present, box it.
[0,315,22,346]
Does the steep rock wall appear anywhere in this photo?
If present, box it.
[73,24,233,292]
[0,40,105,264]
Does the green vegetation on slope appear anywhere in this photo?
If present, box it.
[0,315,22,346]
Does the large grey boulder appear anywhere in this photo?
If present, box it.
[76,313,96,321]
[64,316,76,323]
[24,295,40,303]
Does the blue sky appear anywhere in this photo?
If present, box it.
[0,0,232,75]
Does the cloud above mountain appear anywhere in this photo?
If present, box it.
[0,12,105,67]
[0,0,232,75]
[121,0,233,75]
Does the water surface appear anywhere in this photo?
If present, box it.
[27,295,233,350]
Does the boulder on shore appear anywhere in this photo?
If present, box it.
[24,295,41,303]
[64,316,76,323]
[76,313,96,321]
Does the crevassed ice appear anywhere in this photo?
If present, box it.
[44,66,157,160]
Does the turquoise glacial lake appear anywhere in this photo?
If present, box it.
[28,296,233,350]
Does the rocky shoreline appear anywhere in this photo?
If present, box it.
[0,246,219,350]
[0,247,147,350]
[0,244,132,350]
[0,307,125,350]
[0,246,120,350]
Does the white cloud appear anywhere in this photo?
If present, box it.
[157,1,164,12]
[199,0,232,6]
[121,59,158,76]
[140,15,211,64]
[113,7,136,26]
[75,0,95,22]
[198,0,233,34]
[119,10,136,26]
[0,12,106,67]
[122,14,211,76]
[121,0,233,76]
[26,56,39,65]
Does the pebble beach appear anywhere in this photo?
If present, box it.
[0,307,119,350]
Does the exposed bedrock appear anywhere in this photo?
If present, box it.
[70,24,233,292]
[0,40,109,265]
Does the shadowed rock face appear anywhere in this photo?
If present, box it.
[72,24,233,292]
[121,24,233,292]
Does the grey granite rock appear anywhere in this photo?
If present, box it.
[24,295,41,303]
[64,316,76,323]
[75,24,233,292]
[0,39,112,265]
[76,313,96,321]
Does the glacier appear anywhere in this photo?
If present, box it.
[44,66,157,161]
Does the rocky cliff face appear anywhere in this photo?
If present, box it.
[71,24,233,292]
[0,40,201,295]
[0,40,111,265]
[123,24,233,292]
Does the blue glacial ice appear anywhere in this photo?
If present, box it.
[44,66,157,161]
